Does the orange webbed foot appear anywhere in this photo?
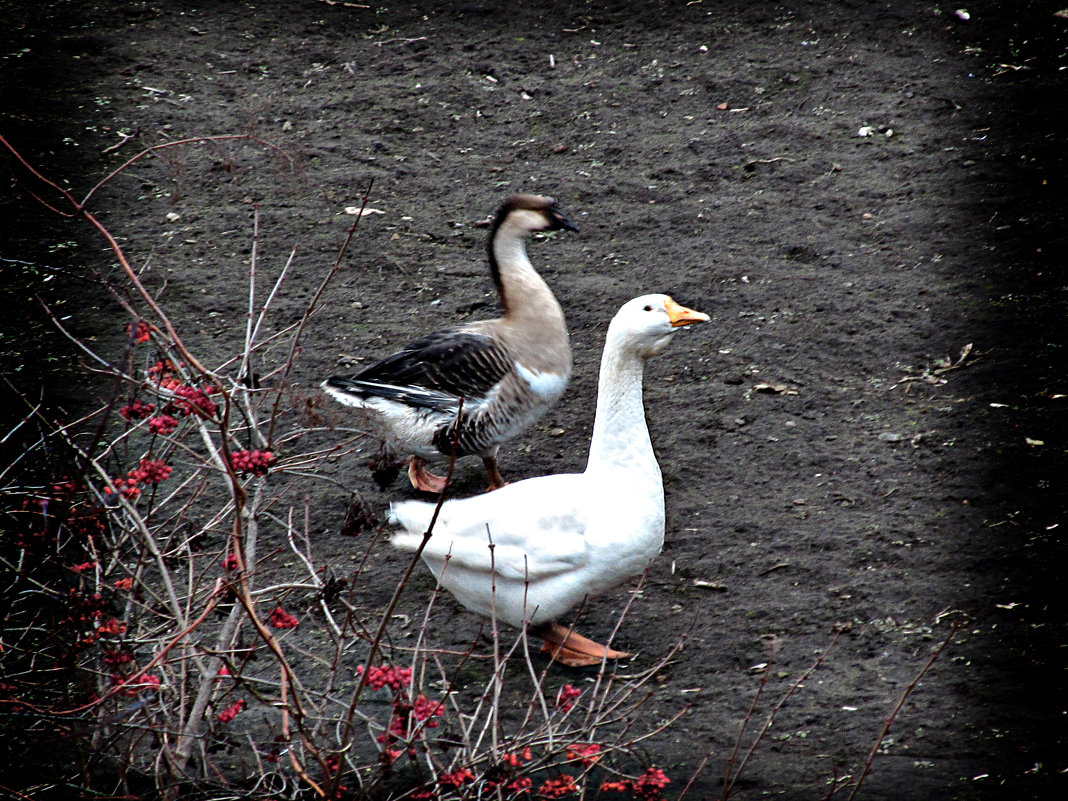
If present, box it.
[535,622,630,667]
[407,457,448,494]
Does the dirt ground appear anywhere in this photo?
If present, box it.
[2,1,1066,799]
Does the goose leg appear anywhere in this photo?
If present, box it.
[482,454,507,491]
[532,622,630,667]
[407,456,448,493]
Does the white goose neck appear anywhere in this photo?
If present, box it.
[585,343,655,473]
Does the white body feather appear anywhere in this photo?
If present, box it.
[390,469,663,626]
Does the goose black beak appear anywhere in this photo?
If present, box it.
[550,208,579,232]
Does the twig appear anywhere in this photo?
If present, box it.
[266,176,374,446]
[337,397,463,768]
[842,621,962,801]
[891,343,976,390]
[720,642,775,800]
[728,625,845,793]
[4,580,224,717]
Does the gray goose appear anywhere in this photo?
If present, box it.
[323,195,577,492]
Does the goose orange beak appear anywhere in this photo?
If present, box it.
[665,297,710,327]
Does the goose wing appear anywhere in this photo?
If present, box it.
[326,327,514,411]
[390,475,592,581]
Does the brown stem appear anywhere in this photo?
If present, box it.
[842,621,961,801]
[265,176,374,447]
[336,396,464,778]
[78,134,295,208]
[3,580,224,717]
[719,641,775,801]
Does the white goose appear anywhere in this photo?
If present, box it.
[323,195,577,493]
[390,294,709,666]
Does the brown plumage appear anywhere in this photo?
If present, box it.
[323,195,577,492]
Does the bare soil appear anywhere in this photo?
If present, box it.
[2,1,1065,799]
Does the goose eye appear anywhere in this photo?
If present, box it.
[643,304,654,312]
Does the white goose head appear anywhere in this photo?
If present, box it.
[606,294,710,360]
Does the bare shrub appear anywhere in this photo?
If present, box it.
[0,135,682,800]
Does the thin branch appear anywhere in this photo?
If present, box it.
[843,621,961,801]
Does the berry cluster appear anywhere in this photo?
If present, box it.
[554,683,582,712]
[501,747,532,768]
[148,359,180,380]
[97,618,127,636]
[411,694,444,723]
[477,748,535,798]
[103,649,133,669]
[105,459,173,500]
[107,476,143,500]
[133,458,172,485]
[633,768,671,799]
[127,320,152,344]
[147,361,219,419]
[506,777,533,795]
[172,384,218,418]
[67,500,104,539]
[268,605,299,629]
[601,768,671,799]
[437,768,475,789]
[148,414,179,435]
[120,399,156,421]
[115,672,161,697]
[56,589,108,650]
[376,689,443,755]
[538,774,579,798]
[360,662,445,769]
[217,698,246,724]
[222,552,241,571]
[411,765,513,800]
[230,449,276,477]
[358,664,412,691]
[565,743,602,766]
